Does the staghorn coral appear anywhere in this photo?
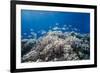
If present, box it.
[21,31,90,63]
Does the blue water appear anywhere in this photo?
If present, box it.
[21,10,90,39]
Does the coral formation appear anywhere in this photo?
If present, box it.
[21,31,90,63]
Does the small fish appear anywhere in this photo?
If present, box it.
[23,33,27,35]
[62,27,66,30]
[28,35,32,38]
[52,26,60,30]
[30,29,34,31]
[55,23,59,26]
[41,30,46,34]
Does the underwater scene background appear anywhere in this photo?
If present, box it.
[21,10,90,63]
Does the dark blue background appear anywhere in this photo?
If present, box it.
[21,10,90,39]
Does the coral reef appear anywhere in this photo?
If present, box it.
[21,31,90,63]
